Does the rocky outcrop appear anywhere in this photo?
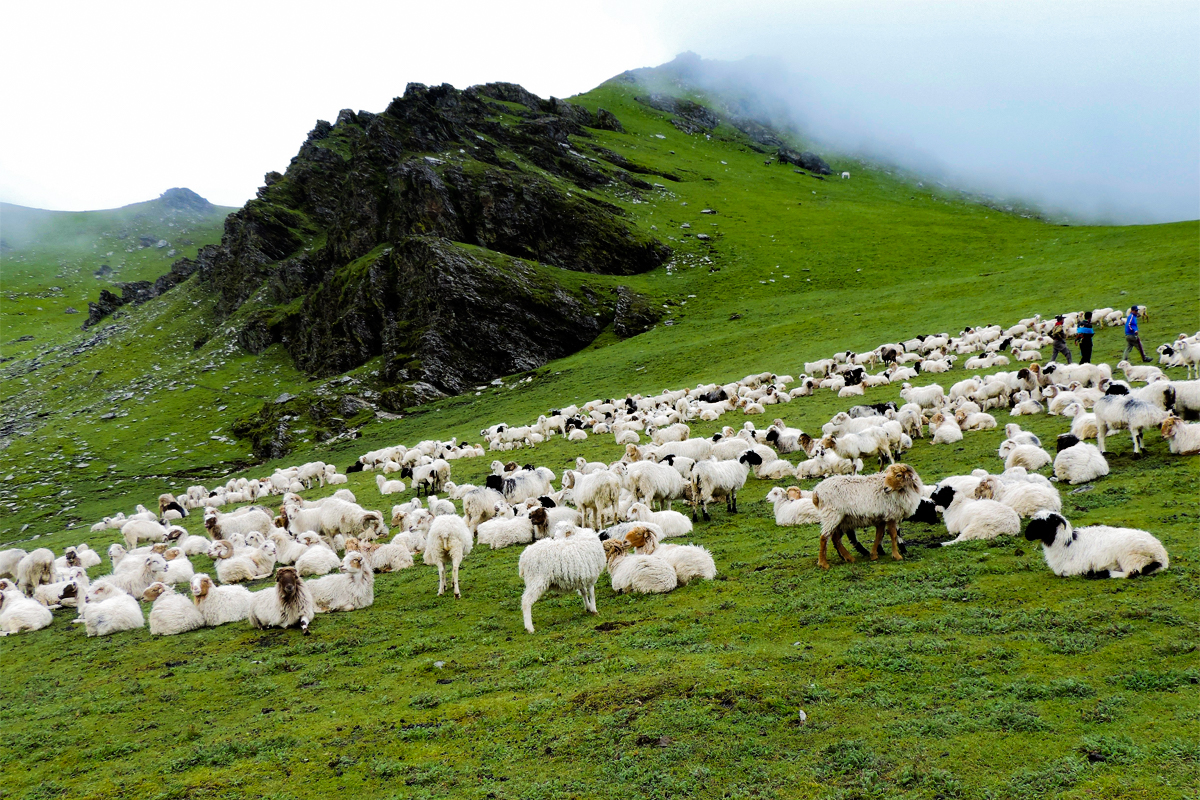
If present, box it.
[613,286,663,338]
[637,93,722,134]
[777,147,833,175]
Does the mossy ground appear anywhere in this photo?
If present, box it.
[0,79,1197,799]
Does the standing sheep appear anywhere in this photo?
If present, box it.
[423,515,474,599]
[518,526,605,633]
[811,464,924,569]
[15,549,55,597]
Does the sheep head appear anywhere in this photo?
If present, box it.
[1161,416,1180,438]
[785,486,805,501]
[1024,511,1070,546]
[275,567,302,601]
[973,477,999,500]
[529,507,548,529]
[602,539,627,564]
[622,525,657,554]
[882,464,920,495]
[208,540,234,560]
[142,582,170,602]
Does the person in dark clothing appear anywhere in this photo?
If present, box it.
[1123,305,1151,362]
[1049,315,1073,364]
[1075,311,1095,364]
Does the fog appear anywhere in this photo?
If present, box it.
[2,1,1196,224]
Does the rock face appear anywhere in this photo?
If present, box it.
[167,81,671,396]
[778,147,833,175]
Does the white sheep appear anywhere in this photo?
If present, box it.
[1160,415,1200,455]
[344,537,414,573]
[1053,439,1110,484]
[476,505,535,549]
[308,551,374,613]
[248,567,315,634]
[142,582,205,636]
[655,542,717,585]
[0,589,53,635]
[376,474,407,495]
[899,382,945,409]
[33,567,88,608]
[81,580,145,637]
[208,540,272,583]
[518,526,605,633]
[293,537,342,577]
[928,412,964,445]
[190,574,253,626]
[160,548,195,585]
[423,515,474,599]
[15,548,55,597]
[626,502,693,538]
[1025,511,1169,579]
[95,553,168,598]
[0,549,26,581]
[562,469,620,530]
[691,453,758,521]
[1003,443,1053,472]
[1061,402,1099,439]
[974,474,1062,517]
[811,464,924,569]
[765,486,820,526]
[603,539,677,594]
[1094,385,1168,454]
[929,485,1021,545]
[462,487,506,534]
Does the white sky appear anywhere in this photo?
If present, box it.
[1,1,1196,223]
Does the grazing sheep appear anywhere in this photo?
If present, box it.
[518,526,606,633]
[626,502,693,538]
[81,580,145,637]
[15,549,55,597]
[190,574,253,626]
[928,485,1021,546]
[811,464,924,569]
[423,515,474,599]
[1024,511,1169,579]
[1053,436,1110,484]
[308,551,374,613]
[0,589,53,635]
[765,486,820,526]
[462,487,506,534]
[562,469,621,530]
[142,582,205,636]
[248,567,315,634]
[603,540,677,594]
[1160,415,1200,455]
[654,542,717,585]
[0,549,27,581]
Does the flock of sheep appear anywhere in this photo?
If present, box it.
[0,307,1194,639]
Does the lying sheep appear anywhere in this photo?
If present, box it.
[476,505,535,550]
[190,574,253,627]
[1025,511,1169,579]
[81,580,145,637]
[929,485,1021,546]
[974,474,1061,517]
[765,486,820,526]
[308,551,374,613]
[655,543,717,585]
[518,525,605,633]
[1160,415,1200,455]
[143,582,205,636]
[603,540,677,594]
[248,567,314,634]
[626,502,692,538]
[16,549,55,597]
[0,588,53,635]
[1053,436,1110,484]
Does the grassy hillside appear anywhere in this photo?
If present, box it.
[0,74,1197,800]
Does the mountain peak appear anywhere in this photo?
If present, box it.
[157,187,212,212]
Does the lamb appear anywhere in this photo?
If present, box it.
[0,588,54,635]
[81,580,145,637]
[1024,511,1169,579]
[626,502,693,538]
[376,474,407,495]
[15,548,55,596]
[518,526,605,633]
[603,540,677,594]
[765,486,820,526]
[248,567,315,634]
[974,474,1061,517]
[476,505,535,549]
[307,551,375,613]
[654,543,717,585]
[1160,415,1200,455]
[690,452,759,521]
[928,485,1021,545]
[142,582,205,636]
[423,515,474,599]
[1094,383,1168,454]
[811,464,924,569]
[1053,436,1111,484]
[1003,443,1053,472]
[190,574,253,626]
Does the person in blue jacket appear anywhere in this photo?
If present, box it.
[1122,305,1150,363]
[1075,311,1095,364]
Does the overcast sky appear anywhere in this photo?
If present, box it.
[1,0,1196,224]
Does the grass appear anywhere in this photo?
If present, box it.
[1,74,1198,799]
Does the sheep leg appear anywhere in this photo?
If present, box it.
[870,523,885,560]
[731,488,738,514]
[845,530,872,558]
[818,536,831,570]
[584,584,598,614]
[888,521,902,561]
[452,556,462,599]
[436,563,446,596]
[522,579,546,633]
[832,532,856,563]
